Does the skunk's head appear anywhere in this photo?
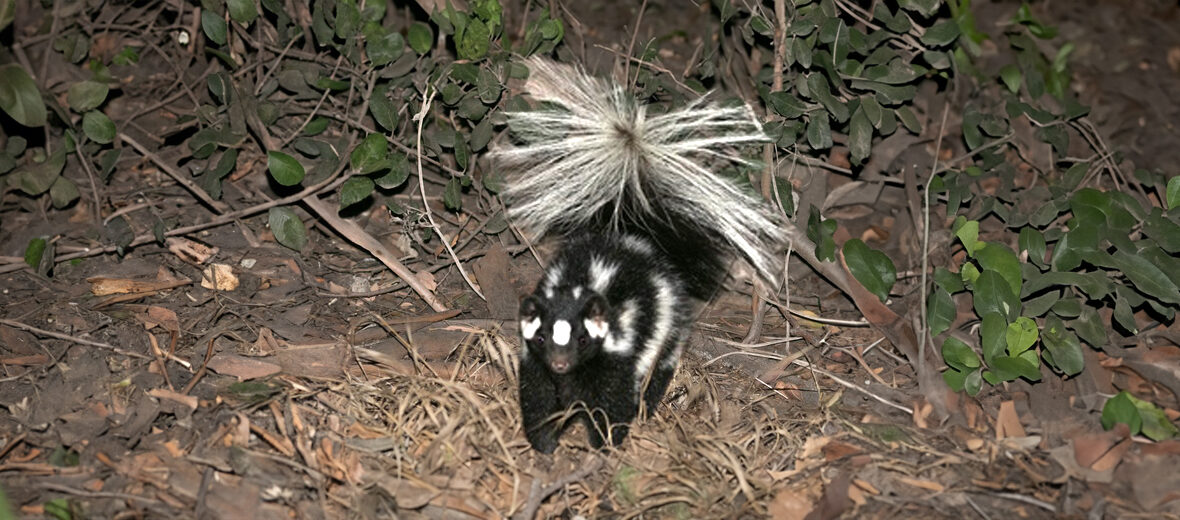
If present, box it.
[519,291,610,375]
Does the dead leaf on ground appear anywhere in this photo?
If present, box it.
[206,353,282,380]
[200,264,239,291]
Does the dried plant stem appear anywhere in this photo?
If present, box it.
[413,87,485,301]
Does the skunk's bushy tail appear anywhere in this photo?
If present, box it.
[495,58,787,292]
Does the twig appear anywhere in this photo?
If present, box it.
[919,103,950,385]
[623,0,649,87]
[413,87,484,301]
[513,456,605,520]
[0,141,352,275]
[0,318,150,359]
[37,483,161,505]
[120,133,230,213]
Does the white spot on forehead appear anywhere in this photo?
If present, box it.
[573,286,583,299]
[588,257,618,294]
[603,299,639,354]
[635,275,678,388]
[521,317,542,340]
[552,320,571,346]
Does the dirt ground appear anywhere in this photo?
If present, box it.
[2,0,1180,519]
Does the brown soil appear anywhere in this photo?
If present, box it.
[2,1,1179,519]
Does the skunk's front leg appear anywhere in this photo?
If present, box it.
[519,356,562,454]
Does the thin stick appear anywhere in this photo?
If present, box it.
[513,456,605,520]
[413,87,485,301]
[919,103,950,382]
[0,319,150,359]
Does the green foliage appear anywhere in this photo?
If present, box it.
[843,239,896,303]
[1102,391,1180,441]
[913,6,1180,441]
[269,207,307,252]
[0,64,47,127]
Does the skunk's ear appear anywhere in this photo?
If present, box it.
[580,294,610,340]
[582,293,609,321]
[520,295,543,320]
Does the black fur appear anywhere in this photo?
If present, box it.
[518,233,692,453]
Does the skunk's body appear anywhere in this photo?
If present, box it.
[498,59,787,453]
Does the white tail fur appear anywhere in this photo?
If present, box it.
[495,58,787,286]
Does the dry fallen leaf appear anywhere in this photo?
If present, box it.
[996,400,1027,439]
[768,486,815,520]
[166,237,219,264]
[201,264,239,291]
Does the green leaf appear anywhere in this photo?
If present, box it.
[1005,316,1038,356]
[975,243,1022,296]
[1110,250,1180,304]
[941,337,979,371]
[953,216,981,256]
[367,24,404,67]
[1019,227,1046,266]
[963,368,982,395]
[313,77,349,91]
[0,64,48,127]
[927,288,955,337]
[335,0,361,39]
[943,367,968,392]
[408,22,433,55]
[897,106,921,134]
[974,270,1020,321]
[766,91,807,119]
[842,239,896,303]
[201,10,228,45]
[458,17,491,60]
[24,237,47,268]
[1168,175,1180,211]
[267,151,305,186]
[350,133,389,174]
[67,81,109,113]
[988,354,1041,383]
[82,111,116,144]
[477,68,501,104]
[1133,395,1180,441]
[920,19,960,47]
[269,206,307,251]
[980,311,1007,364]
[934,266,964,293]
[44,498,71,520]
[17,147,66,195]
[373,153,409,189]
[848,105,872,165]
[49,176,79,208]
[1070,305,1107,350]
[1041,315,1085,376]
[228,0,258,24]
[807,206,838,262]
[469,118,493,151]
[339,176,374,210]
[1113,291,1138,335]
[806,73,849,122]
[443,177,462,210]
[805,114,832,150]
[899,0,940,16]
[1101,391,1142,435]
[999,64,1021,94]
[370,84,398,131]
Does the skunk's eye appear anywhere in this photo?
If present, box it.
[578,335,587,347]
[535,336,545,345]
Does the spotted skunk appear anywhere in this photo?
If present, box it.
[496,58,787,453]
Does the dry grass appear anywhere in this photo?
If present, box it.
[295,326,822,518]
